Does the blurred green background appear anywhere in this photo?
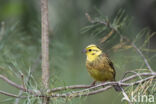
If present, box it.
[0,0,156,104]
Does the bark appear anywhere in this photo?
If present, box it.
[41,0,50,103]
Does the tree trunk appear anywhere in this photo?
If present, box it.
[41,0,50,103]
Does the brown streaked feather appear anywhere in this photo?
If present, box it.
[101,53,116,79]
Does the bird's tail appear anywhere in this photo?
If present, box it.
[113,84,122,92]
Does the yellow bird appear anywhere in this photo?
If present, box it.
[84,44,121,91]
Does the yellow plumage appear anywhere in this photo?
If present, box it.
[84,44,121,91]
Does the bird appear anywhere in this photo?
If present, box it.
[84,44,121,91]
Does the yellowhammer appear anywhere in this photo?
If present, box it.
[84,44,121,91]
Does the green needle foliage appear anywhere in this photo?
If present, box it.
[0,0,156,103]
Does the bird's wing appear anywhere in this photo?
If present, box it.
[101,53,116,78]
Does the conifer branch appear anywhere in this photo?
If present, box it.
[0,72,155,100]
[0,90,26,98]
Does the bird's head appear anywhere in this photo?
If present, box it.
[84,44,102,62]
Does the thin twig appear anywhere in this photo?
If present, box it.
[14,55,41,104]
[0,90,26,98]
[49,86,112,98]
[121,88,132,104]
[14,91,23,104]
[0,21,5,41]
[85,13,123,38]
[0,74,39,95]
[50,85,92,92]
[100,29,115,43]
[0,75,25,91]
[132,43,154,72]
[14,74,26,104]
[122,71,143,79]
[20,73,26,90]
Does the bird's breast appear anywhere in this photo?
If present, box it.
[86,57,114,81]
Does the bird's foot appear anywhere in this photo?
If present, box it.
[91,81,96,86]
[101,81,106,88]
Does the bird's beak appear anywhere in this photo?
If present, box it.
[82,49,86,53]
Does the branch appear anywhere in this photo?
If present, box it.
[0,74,39,95]
[0,22,5,41]
[100,29,115,43]
[14,91,23,104]
[49,75,155,98]
[0,72,155,99]
[41,0,49,89]
[0,75,25,91]
[120,88,132,104]
[1,75,154,98]
[132,43,154,72]
[14,55,41,104]
[49,72,155,93]
[41,0,50,103]
[50,85,92,92]
[0,90,26,98]
[85,13,122,38]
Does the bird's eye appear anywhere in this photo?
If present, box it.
[88,49,92,52]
